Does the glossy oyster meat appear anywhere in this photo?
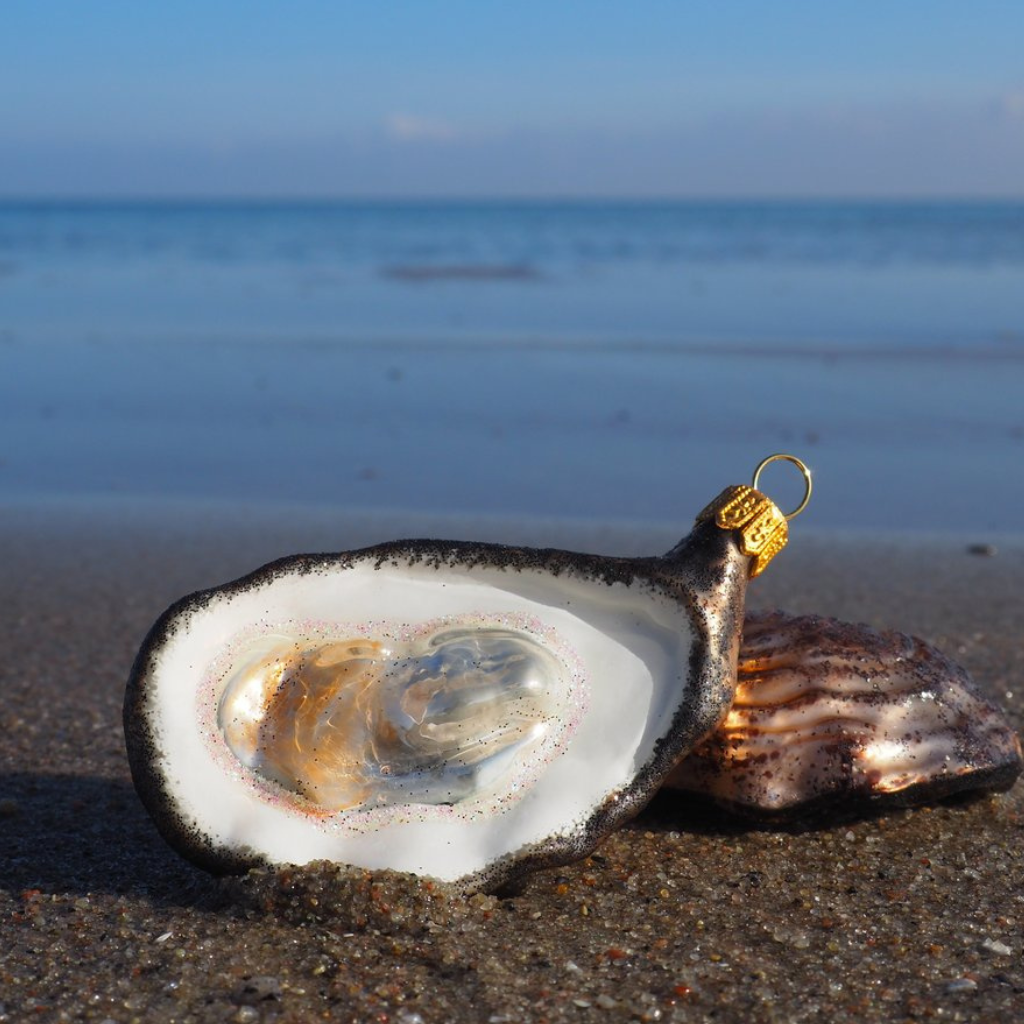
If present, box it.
[125,523,750,890]
[216,623,576,814]
[666,611,1023,816]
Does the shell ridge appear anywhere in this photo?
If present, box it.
[666,610,1023,818]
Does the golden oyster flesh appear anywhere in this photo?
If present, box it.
[124,521,750,891]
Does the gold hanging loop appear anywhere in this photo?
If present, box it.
[695,453,812,578]
[751,453,813,521]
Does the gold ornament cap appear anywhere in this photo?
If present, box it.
[696,454,812,577]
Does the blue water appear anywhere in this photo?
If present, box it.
[1,200,1022,532]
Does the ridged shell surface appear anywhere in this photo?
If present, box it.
[667,611,1023,815]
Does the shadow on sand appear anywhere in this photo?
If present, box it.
[1,769,995,910]
[0,771,216,907]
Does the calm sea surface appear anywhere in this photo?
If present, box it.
[2,200,1022,532]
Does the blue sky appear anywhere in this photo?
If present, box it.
[3,1,1023,197]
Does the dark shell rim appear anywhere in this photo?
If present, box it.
[661,759,1022,825]
[123,528,738,892]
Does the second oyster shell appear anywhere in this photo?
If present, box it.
[666,611,1023,816]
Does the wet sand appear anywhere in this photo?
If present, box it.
[1,500,1022,1023]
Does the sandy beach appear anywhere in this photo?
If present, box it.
[1,499,1021,1023]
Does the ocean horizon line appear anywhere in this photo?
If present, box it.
[2,194,1024,208]
[13,329,1024,360]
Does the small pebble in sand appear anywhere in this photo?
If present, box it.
[981,938,1013,956]
[946,977,978,994]
[232,976,283,1006]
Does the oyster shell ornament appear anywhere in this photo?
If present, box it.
[667,610,1023,817]
[124,455,811,890]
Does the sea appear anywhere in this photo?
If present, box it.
[1,200,1022,534]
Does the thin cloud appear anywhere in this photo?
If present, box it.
[385,113,459,142]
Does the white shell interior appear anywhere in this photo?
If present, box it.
[147,558,695,882]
